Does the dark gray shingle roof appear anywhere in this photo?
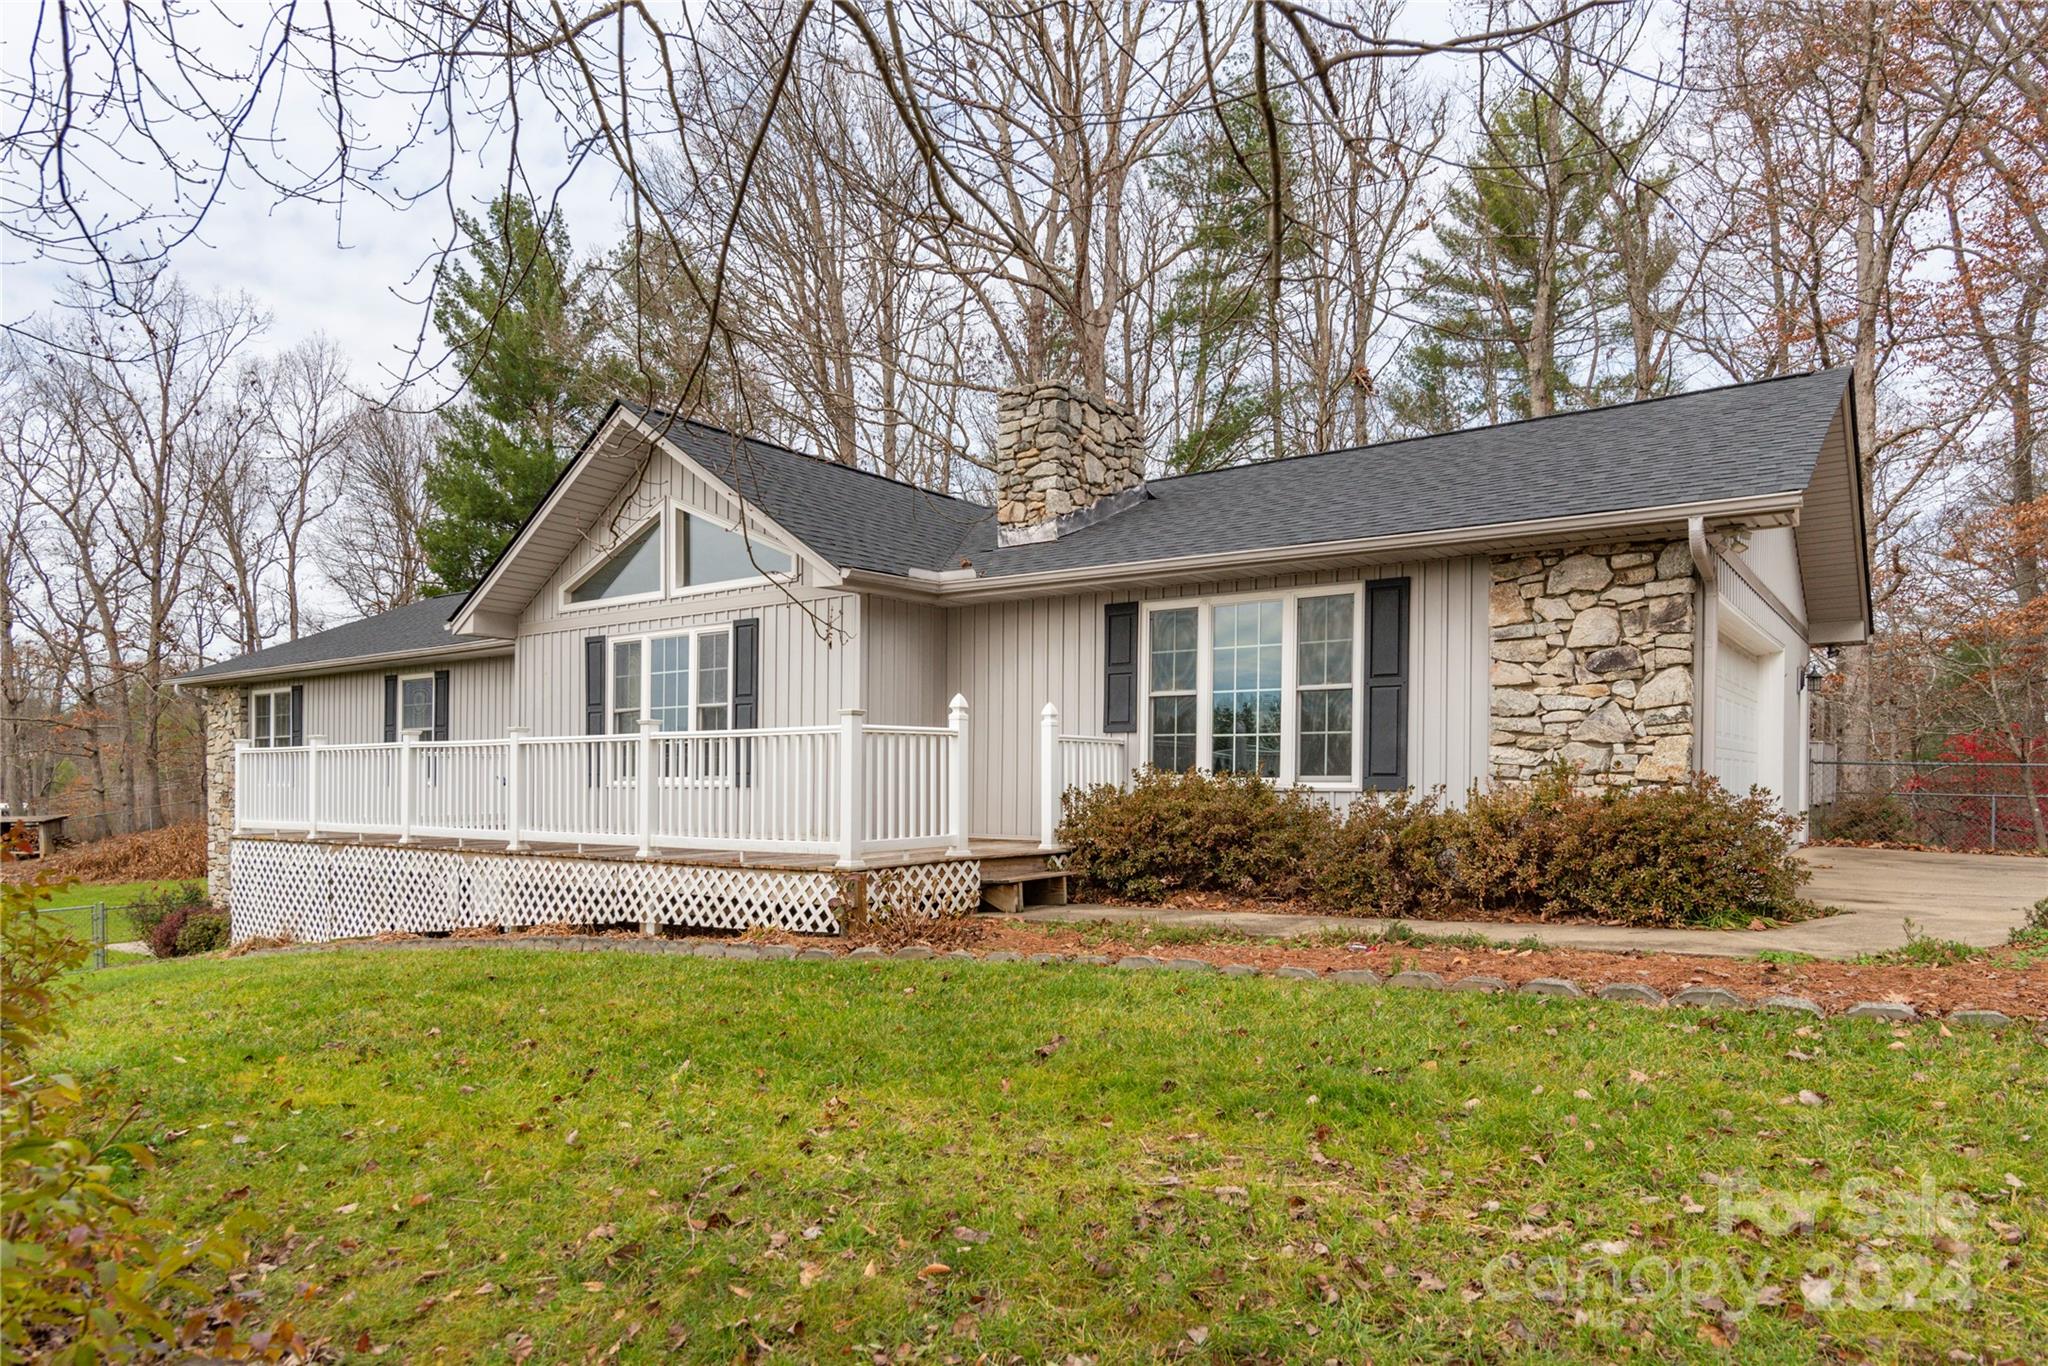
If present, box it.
[646,370,1845,581]
[186,371,1848,680]
[626,407,989,577]
[957,369,1849,577]
[176,595,484,682]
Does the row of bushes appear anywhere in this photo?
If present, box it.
[1058,765,1809,927]
[127,882,230,958]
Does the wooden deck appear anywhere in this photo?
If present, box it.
[233,829,1059,874]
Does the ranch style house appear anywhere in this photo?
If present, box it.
[179,369,1872,942]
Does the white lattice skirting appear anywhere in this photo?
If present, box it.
[228,839,981,943]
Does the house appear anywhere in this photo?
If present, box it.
[181,369,1871,941]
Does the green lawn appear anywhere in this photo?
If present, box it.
[24,878,194,944]
[55,950,2046,1361]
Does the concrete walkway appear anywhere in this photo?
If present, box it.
[1018,845,2047,960]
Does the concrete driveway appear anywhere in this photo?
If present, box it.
[1021,845,2046,961]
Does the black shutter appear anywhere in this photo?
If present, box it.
[1362,577,1411,790]
[382,674,398,742]
[731,618,761,728]
[432,669,451,741]
[288,684,304,747]
[1103,602,1138,734]
[584,637,607,735]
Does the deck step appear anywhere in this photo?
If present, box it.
[978,855,1070,914]
[978,853,1064,881]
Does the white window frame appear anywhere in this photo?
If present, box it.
[668,501,797,599]
[607,624,738,786]
[396,670,437,739]
[250,686,295,748]
[606,626,737,737]
[1139,583,1371,792]
[560,510,668,613]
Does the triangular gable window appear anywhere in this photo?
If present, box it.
[679,512,793,588]
[568,521,662,604]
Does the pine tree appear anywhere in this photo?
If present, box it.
[422,196,605,592]
[1387,84,1618,433]
[1154,85,1308,472]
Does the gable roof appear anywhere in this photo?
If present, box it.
[954,368,1853,579]
[599,371,1856,588]
[182,368,1866,683]
[175,594,506,685]
[634,408,987,578]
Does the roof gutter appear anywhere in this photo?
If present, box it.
[848,491,1804,603]
[170,637,514,690]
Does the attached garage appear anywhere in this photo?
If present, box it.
[1712,641,1766,792]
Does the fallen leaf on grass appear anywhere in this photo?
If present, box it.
[919,1262,953,1278]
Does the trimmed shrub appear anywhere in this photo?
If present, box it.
[172,909,231,956]
[1059,768,1330,902]
[1543,778,1807,926]
[1059,765,1810,927]
[130,883,229,958]
[127,880,208,950]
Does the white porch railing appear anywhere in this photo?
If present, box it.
[1037,702,1133,850]
[235,697,976,869]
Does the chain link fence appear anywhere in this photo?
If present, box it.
[1808,752,2048,853]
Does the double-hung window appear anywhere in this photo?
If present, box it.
[1147,607,1198,772]
[251,687,294,748]
[1296,595,1355,781]
[397,673,436,738]
[1143,586,1371,787]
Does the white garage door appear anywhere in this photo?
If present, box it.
[1714,643,1764,793]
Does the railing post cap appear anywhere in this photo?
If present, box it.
[307,733,328,745]
[1041,701,1060,719]
[507,724,531,737]
[949,693,970,712]
[838,707,866,719]
[638,716,662,732]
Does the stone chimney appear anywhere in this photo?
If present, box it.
[995,381,1146,545]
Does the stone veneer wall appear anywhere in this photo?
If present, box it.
[994,381,1144,533]
[1488,541,1697,787]
[202,685,243,901]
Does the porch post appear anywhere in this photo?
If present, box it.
[397,732,417,844]
[232,741,249,835]
[305,734,326,840]
[947,694,971,856]
[636,717,659,858]
[1039,702,1061,851]
[837,708,866,870]
[504,726,528,852]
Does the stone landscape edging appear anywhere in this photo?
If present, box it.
[224,934,2031,1028]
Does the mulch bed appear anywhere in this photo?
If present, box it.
[949,919,2048,1020]
[1116,888,1833,929]
[242,914,2048,1022]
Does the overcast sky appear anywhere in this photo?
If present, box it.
[1,1,1609,402]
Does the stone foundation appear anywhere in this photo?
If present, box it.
[1488,541,1697,787]
[202,685,243,901]
[995,381,1145,541]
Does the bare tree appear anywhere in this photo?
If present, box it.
[323,405,437,615]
